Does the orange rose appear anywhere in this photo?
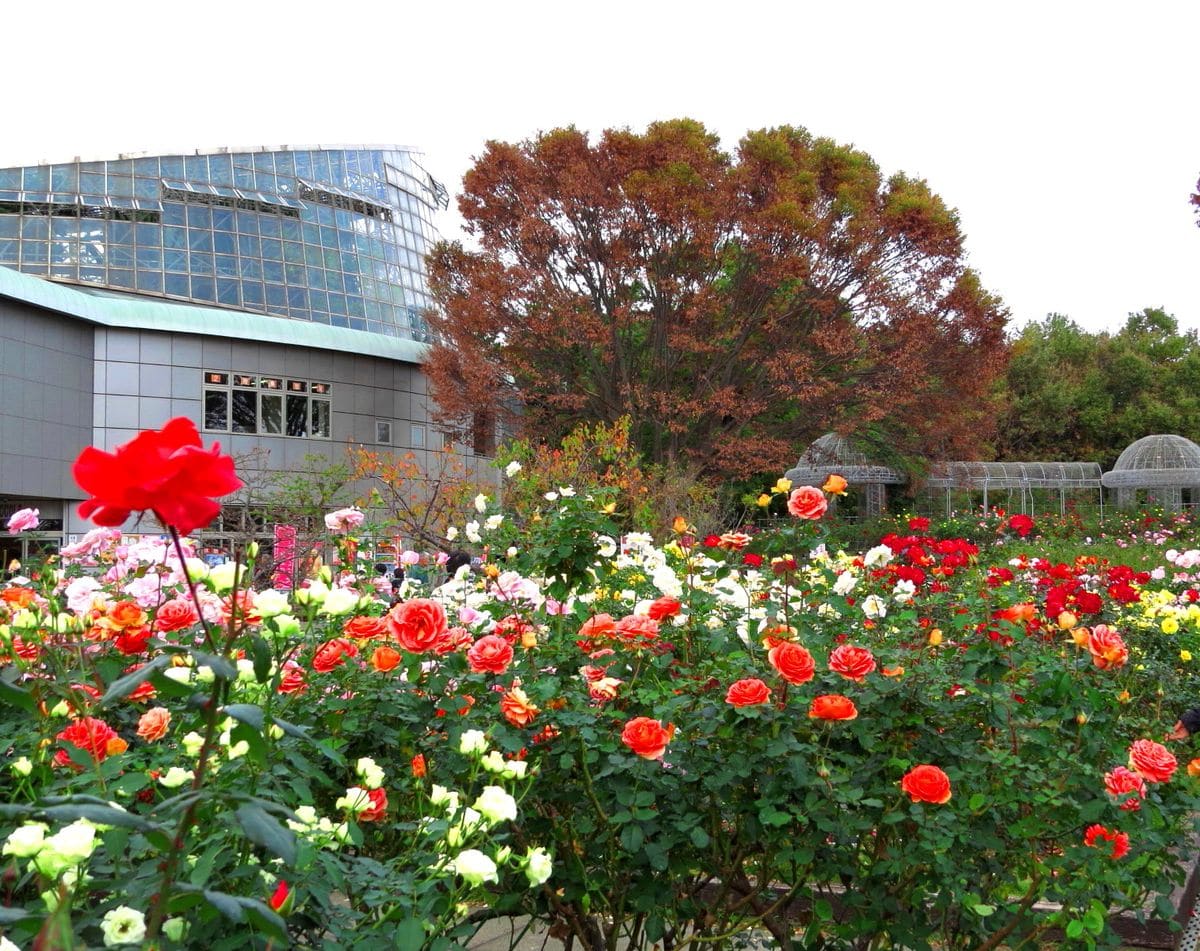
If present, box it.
[135,707,171,742]
[386,598,449,654]
[768,641,815,685]
[1128,738,1177,783]
[725,678,772,708]
[0,587,35,609]
[107,600,147,629]
[467,635,514,674]
[822,474,848,496]
[621,717,674,760]
[900,764,952,804]
[578,614,617,641]
[808,694,858,721]
[828,644,877,682]
[1188,758,1200,778]
[500,686,539,727]
[343,615,388,640]
[411,753,426,777]
[787,486,828,520]
[1088,625,1128,670]
[370,645,402,672]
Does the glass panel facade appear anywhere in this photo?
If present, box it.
[0,146,445,341]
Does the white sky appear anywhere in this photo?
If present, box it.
[5,0,1198,335]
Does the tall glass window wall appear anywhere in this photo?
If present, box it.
[0,147,444,340]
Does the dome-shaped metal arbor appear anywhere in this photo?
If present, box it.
[1101,434,1200,511]
[925,461,1103,517]
[784,434,906,516]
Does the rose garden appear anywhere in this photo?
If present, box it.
[0,418,1198,949]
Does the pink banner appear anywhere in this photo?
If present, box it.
[273,524,297,589]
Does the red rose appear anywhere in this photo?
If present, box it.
[725,678,772,708]
[343,615,387,640]
[269,881,293,914]
[828,644,877,682]
[113,625,153,655]
[386,599,449,653]
[908,516,930,531]
[357,787,388,822]
[647,597,681,621]
[768,641,815,685]
[154,598,200,633]
[1087,625,1128,670]
[621,717,674,760]
[467,634,514,674]
[900,764,952,804]
[312,638,358,673]
[1128,738,1177,783]
[808,694,857,721]
[1007,514,1034,537]
[1084,824,1130,859]
[73,417,242,534]
[787,486,828,520]
[55,717,122,767]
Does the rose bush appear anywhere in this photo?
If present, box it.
[0,430,1199,949]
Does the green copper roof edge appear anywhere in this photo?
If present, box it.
[0,266,428,364]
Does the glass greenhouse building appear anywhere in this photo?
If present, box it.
[0,145,446,339]
[0,145,487,560]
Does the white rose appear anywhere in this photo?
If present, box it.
[355,757,386,789]
[336,787,372,814]
[253,589,291,618]
[206,562,247,593]
[832,572,857,596]
[524,846,553,886]
[101,906,147,947]
[485,514,504,531]
[504,460,522,477]
[861,594,888,619]
[159,767,195,789]
[863,545,893,568]
[320,587,360,616]
[458,729,488,756]
[451,848,498,885]
[473,785,518,826]
[474,494,489,513]
[446,526,459,541]
[3,822,48,858]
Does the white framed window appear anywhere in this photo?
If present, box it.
[375,420,392,444]
[202,371,332,439]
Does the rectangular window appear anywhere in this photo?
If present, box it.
[261,394,283,434]
[375,420,392,444]
[312,399,331,439]
[286,394,308,437]
[231,390,257,433]
[472,411,495,456]
[204,390,228,430]
[411,424,426,448]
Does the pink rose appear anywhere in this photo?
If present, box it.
[787,487,828,520]
[5,508,39,533]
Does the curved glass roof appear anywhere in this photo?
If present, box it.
[927,461,1102,490]
[1102,434,1200,488]
[785,433,906,485]
[0,146,446,341]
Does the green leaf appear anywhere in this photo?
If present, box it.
[689,826,710,848]
[40,802,158,832]
[0,671,36,711]
[619,825,644,852]
[97,654,172,706]
[235,803,297,865]
[971,904,996,917]
[968,793,987,810]
[190,651,238,681]
[814,898,833,921]
[1065,920,1084,939]
[223,703,265,729]
[392,919,426,948]
[251,635,272,683]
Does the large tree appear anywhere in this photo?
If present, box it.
[426,119,1009,479]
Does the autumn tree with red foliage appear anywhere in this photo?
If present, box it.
[426,119,1009,480]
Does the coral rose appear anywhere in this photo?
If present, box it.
[135,707,171,742]
[387,598,449,654]
[73,417,242,534]
[343,615,387,640]
[1087,624,1128,670]
[725,678,772,708]
[577,614,616,640]
[621,717,674,760]
[1103,766,1146,811]
[278,662,307,694]
[500,686,539,727]
[808,694,858,721]
[768,641,815,685]
[312,638,358,673]
[828,644,877,682]
[467,635,514,675]
[615,614,659,645]
[1128,738,1177,783]
[900,764,952,804]
[154,598,200,633]
[787,486,828,520]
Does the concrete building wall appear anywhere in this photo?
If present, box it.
[0,296,93,503]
